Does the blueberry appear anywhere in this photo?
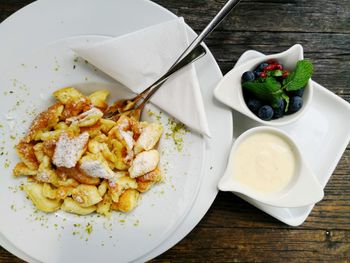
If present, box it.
[242,71,255,82]
[272,99,286,119]
[256,62,269,71]
[253,70,261,78]
[289,87,305,97]
[258,105,274,120]
[288,96,303,114]
[246,98,263,113]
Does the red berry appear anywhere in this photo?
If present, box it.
[260,72,267,78]
[265,65,275,71]
[282,71,289,78]
[276,64,283,70]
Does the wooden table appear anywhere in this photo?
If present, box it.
[1,0,349,262]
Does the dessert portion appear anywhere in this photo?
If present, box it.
[241,59,313,121]
[13,87,163,216]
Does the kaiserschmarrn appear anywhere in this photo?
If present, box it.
[13,87,163,216]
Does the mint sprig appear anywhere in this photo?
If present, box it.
[242,77,282,103]
[282,60,313,91]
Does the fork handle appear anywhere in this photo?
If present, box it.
[130,0,242,110]
[171,0,242,67]
[138,0,242,104]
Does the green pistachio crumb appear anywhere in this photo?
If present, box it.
[85,223,93,235]
[165,118,188,152]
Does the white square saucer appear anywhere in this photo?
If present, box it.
[230,49,350,226]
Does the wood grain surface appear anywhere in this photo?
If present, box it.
[0,0,349,262]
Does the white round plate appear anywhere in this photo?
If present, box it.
[0,0,232,262]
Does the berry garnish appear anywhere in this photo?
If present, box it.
[242,71,255,82]
[276,64,283,70]
[289,87,305,97]
[272,99,286,119]
[265,64,276,71]
[288,96,303,114]
[260,72,267,78]
[253,70,261,78]
[256,62,269,71]
[258,105,274,120]
[282,70,289,78]
[246,98,263,113]
[241,59,313,121]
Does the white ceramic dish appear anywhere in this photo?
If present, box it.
[218,126,324,208]
[1,35,208,263]
[0,1,232,262]
[214,44,313,126]
[224,49,350,226]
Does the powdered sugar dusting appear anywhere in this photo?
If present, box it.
[79,159,117,182]
[119,130,134,150]
[119,130,135,162]
[66,107,103,124]
[53,132,89,168]
[129,150,159,178]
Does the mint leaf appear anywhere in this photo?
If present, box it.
[283,60,313,91]
[242,77,282,103]
[267,70,283,77]
[273,70,283,77]
[265,77,282,91]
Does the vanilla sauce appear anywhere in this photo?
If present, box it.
[232,131,296,194]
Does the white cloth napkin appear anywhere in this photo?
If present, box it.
[73,17,211,137]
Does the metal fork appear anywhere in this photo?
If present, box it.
[104,0,242,120]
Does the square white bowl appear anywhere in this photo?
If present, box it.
[214,44,313,126]
[215,48,350,226]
